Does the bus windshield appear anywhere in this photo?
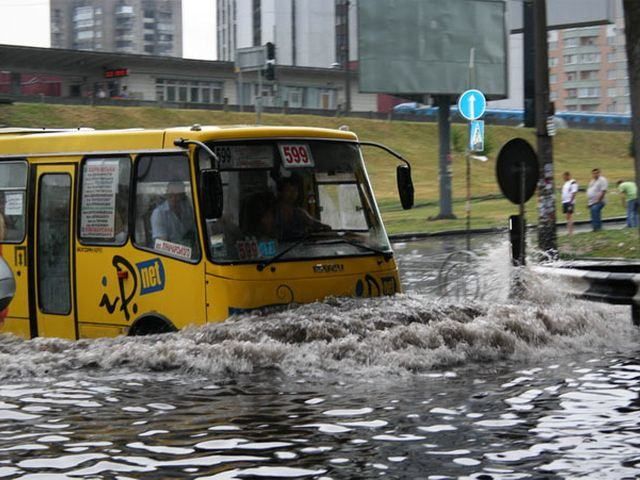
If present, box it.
[202,139,391,263]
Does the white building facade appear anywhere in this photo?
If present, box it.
[216,0,370,111]
[217,0,357,68]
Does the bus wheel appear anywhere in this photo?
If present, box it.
[129,315,177,336]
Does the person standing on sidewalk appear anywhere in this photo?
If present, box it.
[617,179,638,228]
[561,171,579,235]
[587,168,608,231]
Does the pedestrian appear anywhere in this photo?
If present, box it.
[561,171,579,235]
[616,179,638,228]
[587,168,608,231]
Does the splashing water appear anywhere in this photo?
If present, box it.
[0,275,635,380]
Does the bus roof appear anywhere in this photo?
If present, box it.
[0,125,358,157]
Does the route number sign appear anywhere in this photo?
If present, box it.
[279,144,314,168]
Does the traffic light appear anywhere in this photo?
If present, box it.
[266,42,275,61]
[263,42,276,80]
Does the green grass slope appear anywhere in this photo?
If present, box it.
[0,103,634,235]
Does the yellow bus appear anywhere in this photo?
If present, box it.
[0,125,413,339]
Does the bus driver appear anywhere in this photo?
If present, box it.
[151,182,194,247]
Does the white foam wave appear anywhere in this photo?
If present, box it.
[0,274,636,380]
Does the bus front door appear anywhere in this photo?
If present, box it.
[32,165,77,339]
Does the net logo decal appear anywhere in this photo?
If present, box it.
[137,258,166,295]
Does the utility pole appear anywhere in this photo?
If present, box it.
[534,0,557,258]
[523,0,535,127]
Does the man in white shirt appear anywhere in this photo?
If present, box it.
[561,171,579,235]
[586,168,608,231]
[151,182,193,247]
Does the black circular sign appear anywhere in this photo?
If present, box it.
[496,138,539,204]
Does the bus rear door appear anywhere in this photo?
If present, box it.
[32,164,77,339]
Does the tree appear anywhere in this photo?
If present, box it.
[623,0,640,235]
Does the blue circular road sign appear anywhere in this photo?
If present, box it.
[457,89,486,121]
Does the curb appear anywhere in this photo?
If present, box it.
[388,216,626,242]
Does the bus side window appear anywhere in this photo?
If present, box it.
[79,157,131,245]
[0,161,28,243]
[133,154,200,262]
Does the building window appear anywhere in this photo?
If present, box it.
[578,87,600,98]
[549,74,557,84]
[581,53,601,64]
[580,36,598,46]
[563,54,577,65]
[335,0,349,67]
[579,70,598,81]
[548,57,558,67]
[566,72,576,81]
[73,6,93,22]
[564,37,578,47]
[607,69,617,80]
[566,88,577,99]
[156,79,224,104]
[252,0,261,46]
[607,87,617,97]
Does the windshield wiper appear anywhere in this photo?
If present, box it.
[319,237,393,260]
[256,233,393,271]
[256,234,314,271]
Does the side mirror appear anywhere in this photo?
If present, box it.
[200,169,224,219]
[396,164,414,210]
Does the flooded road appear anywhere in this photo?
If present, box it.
[0,236,639,479]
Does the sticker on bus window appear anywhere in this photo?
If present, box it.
[4,192,23,216]
[80,161,119,238]
[213,145,274,169]
[279,144,314,168]
[235,237,277,260]
[154,239,192,260]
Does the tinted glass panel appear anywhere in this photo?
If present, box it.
[38,174,71,314]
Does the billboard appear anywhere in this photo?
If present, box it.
[358,0,508,98]
[508,0,618,32]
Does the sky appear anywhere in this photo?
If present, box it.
[0,0,216,60]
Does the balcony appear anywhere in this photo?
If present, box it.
[115,6,135,16]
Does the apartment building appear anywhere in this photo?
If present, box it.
[548,14,629,113]
[50,0,182,57]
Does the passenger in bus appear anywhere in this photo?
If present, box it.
[151,182,195,247]
[275,176,330,240]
